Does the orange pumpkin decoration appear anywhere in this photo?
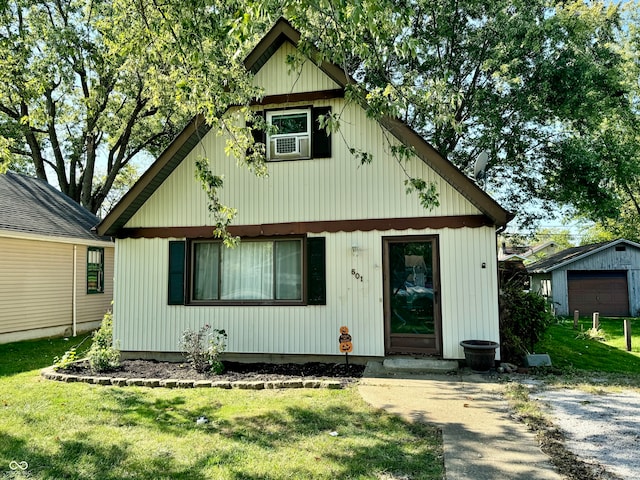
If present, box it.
[340,326,349,335]
[339,341,353,353]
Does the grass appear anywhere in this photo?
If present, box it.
[534,317,640,375]
[0,337,443,479]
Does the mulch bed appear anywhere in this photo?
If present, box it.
[61,359,365,387]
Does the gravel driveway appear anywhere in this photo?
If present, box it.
[533,389,640,480]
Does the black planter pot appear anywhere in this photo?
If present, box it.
[460,340,499,373]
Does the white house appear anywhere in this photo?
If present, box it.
[97,19,511,362]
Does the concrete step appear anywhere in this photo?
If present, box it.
[382,357,459,373]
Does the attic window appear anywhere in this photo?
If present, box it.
[615,246,626,252]
[267,109,311,161]
[254,107,331,161]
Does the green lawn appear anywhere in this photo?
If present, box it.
[0,337,443,479]
[535,317,640,374]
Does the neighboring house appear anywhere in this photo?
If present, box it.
[528,239,640,317]
[498,241,560,263]
[97,18,511,361]
[0,172,114,343]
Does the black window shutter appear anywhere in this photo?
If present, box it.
[248,111,266,154]
[307,237,326,305]
[168,241,186,305]
[312,107,332,158]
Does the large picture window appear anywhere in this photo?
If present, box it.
[191,239,303,303]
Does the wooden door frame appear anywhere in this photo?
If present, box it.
[382,235,443,356]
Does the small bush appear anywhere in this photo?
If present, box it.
[53,332,93,371]
[499,280,554,363]
[576,327,607,342]
[53,346,79,371]
[87,309,120,372]
[179,325,227,374]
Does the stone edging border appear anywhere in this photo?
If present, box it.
[40,366,344,390]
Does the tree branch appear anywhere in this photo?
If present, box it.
[8,146,31,157]
[44,88,70,193]
[0,103,19,120]
[18,101,47,180]
[621,182,640,217]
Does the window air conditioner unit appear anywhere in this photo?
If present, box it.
[269,135,310,160]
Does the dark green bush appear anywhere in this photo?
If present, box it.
[499,280,554,363]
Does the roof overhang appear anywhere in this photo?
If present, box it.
[0,228,114,247]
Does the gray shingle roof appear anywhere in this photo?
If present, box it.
[527,239,639,273]
[0,172,110,242]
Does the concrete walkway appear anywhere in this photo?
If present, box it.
[359,362,562,480]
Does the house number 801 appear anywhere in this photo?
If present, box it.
[351,269,364,282]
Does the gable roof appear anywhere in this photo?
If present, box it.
[527,238,640,273]
[0,171,110,243]
[97,18,511,237]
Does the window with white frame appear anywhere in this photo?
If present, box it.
[266,109,311,160]
[191,238,303,302]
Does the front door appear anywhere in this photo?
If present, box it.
[383,236,442,355]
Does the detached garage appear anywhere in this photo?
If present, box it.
[528,239,640,317]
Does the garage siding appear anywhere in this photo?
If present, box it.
[542,242,640,317]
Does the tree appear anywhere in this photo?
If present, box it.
[0,0,280,218]
[541,3,640,240]
[122,0,638,233]
[579,206,640,244]
[281,0,632,226]
[4,0,634,230]
[0,0,196,213]
[94,163,140,218]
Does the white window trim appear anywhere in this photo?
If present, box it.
[266,109,312,161]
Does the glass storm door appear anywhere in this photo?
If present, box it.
[384,236,441,355]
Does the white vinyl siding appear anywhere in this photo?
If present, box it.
[113,227,499,359]
[252,41,340,95]
[112,38,501,360]
[126,99,481,229]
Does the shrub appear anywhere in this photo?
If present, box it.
[499,280,554,363]
[53,346,80,371]
[576,327,607,342]
[179,325,227,374]
[53,331,93,371]
[87,309,120,372]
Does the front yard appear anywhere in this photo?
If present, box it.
[0,337,443,480]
